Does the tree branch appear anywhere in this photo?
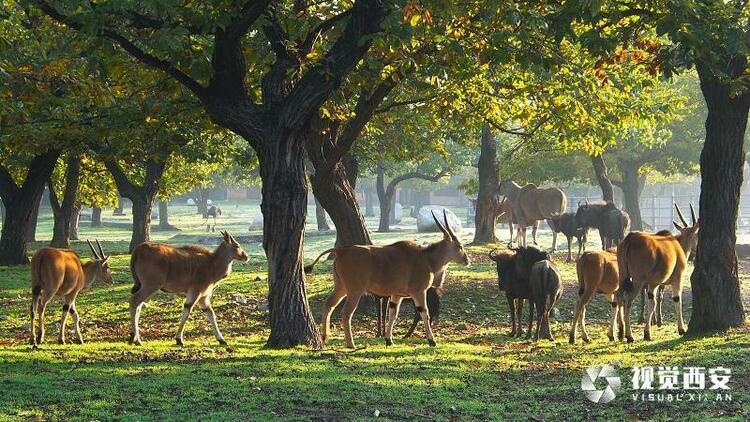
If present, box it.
[226,0,274,40]
[386,167,450,194]
[0,165,19,199]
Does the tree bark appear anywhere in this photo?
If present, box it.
[91,207,102,227]
[377,163,448,232]
[314,197,330,231]
[194,188,210,216]
[688,65,748,333]
[130,196,153,250]
[25,200,40,243]
[158,200,174,230]
[113,197,125,215]
[364,181,375,217]
[49,154,82,249]
[473,125,500,244]
[69,206,80,241]
[259,136,322,349]
[0,150,61,265]
[591,155,614,202]
[617,160,644,231]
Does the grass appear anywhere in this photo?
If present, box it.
[0,202,749,421]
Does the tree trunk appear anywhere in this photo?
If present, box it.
[376,165,393,232]
[158,200,173,230]
[130,196,153,251]
[311,164,371,246]
[0,150,60,265]
[364,181,375,217]
[194,188,210,216]
[25,200,40,243]
[259,137,322,349]
[591,155,614,202]
[113,197,125,215]
[618,160,643,231]
[91,207,102,227]
[688,67,748,334]
[69,206,80,241]
[314,197,330,231]
[474,125,500,244]
[49,154,82,249]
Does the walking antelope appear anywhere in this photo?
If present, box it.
[29,240,112,347]
[569,249,623,344]
[615,204,699,342]
[305,211,470,348]
[128,231,248,346]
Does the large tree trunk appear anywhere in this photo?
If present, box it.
[314,197,330,231]
[364,181,375,217]
[91,207,102,227]
[130,196,153,251]
[591,155,614,202]
[49,154,81,249]
[69,206,80,241]
[158,200,174,230]
[0,150,60,265]
[688,67,748,334]
[194,188,210,216]
[376,165,393,232]
[473,125,500,244]
[113,197,125,215]
[259,138,322,349]
[25,200,40,243]
[311,165,371,246]
[617,160,644,231]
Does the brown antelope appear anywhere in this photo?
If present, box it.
[306,211,470,348]
[497,181,567,249]
[615,204,699,342]
[128,231,248,346]
[569,249,622,344]
[30,240,112,347]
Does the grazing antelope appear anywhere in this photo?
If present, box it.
[29,240,112,347]
[497,181,567,249]
[528,259,563,341]
[204,205,222,232]
[569,249,623,344]
[615,204,699,342]
[489,245,549,338]
[575,201,630,249]
[128,231,248,346]
[306,211,470,348]
[548,212,587,262]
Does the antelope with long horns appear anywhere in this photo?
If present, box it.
[29,240,113,347]
[615,203,699,342]
[305,210,470,348]
[128,231,248,346]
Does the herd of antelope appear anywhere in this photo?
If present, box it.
[25,179,700,349]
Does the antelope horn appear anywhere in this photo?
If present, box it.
[87,240,100,259]
[96,239,106,259]
[443,209,457,241]
[675,203,688,227]
[689,203,697,225]
[431,211,449,238]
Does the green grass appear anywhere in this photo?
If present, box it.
[1,203,749,420]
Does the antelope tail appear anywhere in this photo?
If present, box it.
[304,248,338,274]
[130,252,141,295]
[617,235,634,292]
[31,253,43,297]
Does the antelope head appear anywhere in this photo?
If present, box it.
[221,231,249,262]
[432,210,470,266]
[87,239,113,284]
[673,203,699,260]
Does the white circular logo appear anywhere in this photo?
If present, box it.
[581,364,621,403]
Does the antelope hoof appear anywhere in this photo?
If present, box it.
[617,331,624,341]
[582,337,591,344]
[385,338,393,347]
[58,338,65,345]
[607,335,615,342]
[678,328,686,335]
[644,332,652,341]
[218,338,228,346]
[568,334,575,345]
[176,338,184,346]
[626,336,634,343]
[77,338,84,345]
[428,339,436,347]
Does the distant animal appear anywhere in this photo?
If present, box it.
[497,181,567,250]
[615,203,699,342]
[305,211,470,348]
[128,231,248,346]
[575,201,630,249]
[496,196,538,243]
[489,245,549,338]
[528,259,563,341]
[569,249,623,344]
[204,205,222,232]
[29,240,112,347]
[547,212,588,261]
